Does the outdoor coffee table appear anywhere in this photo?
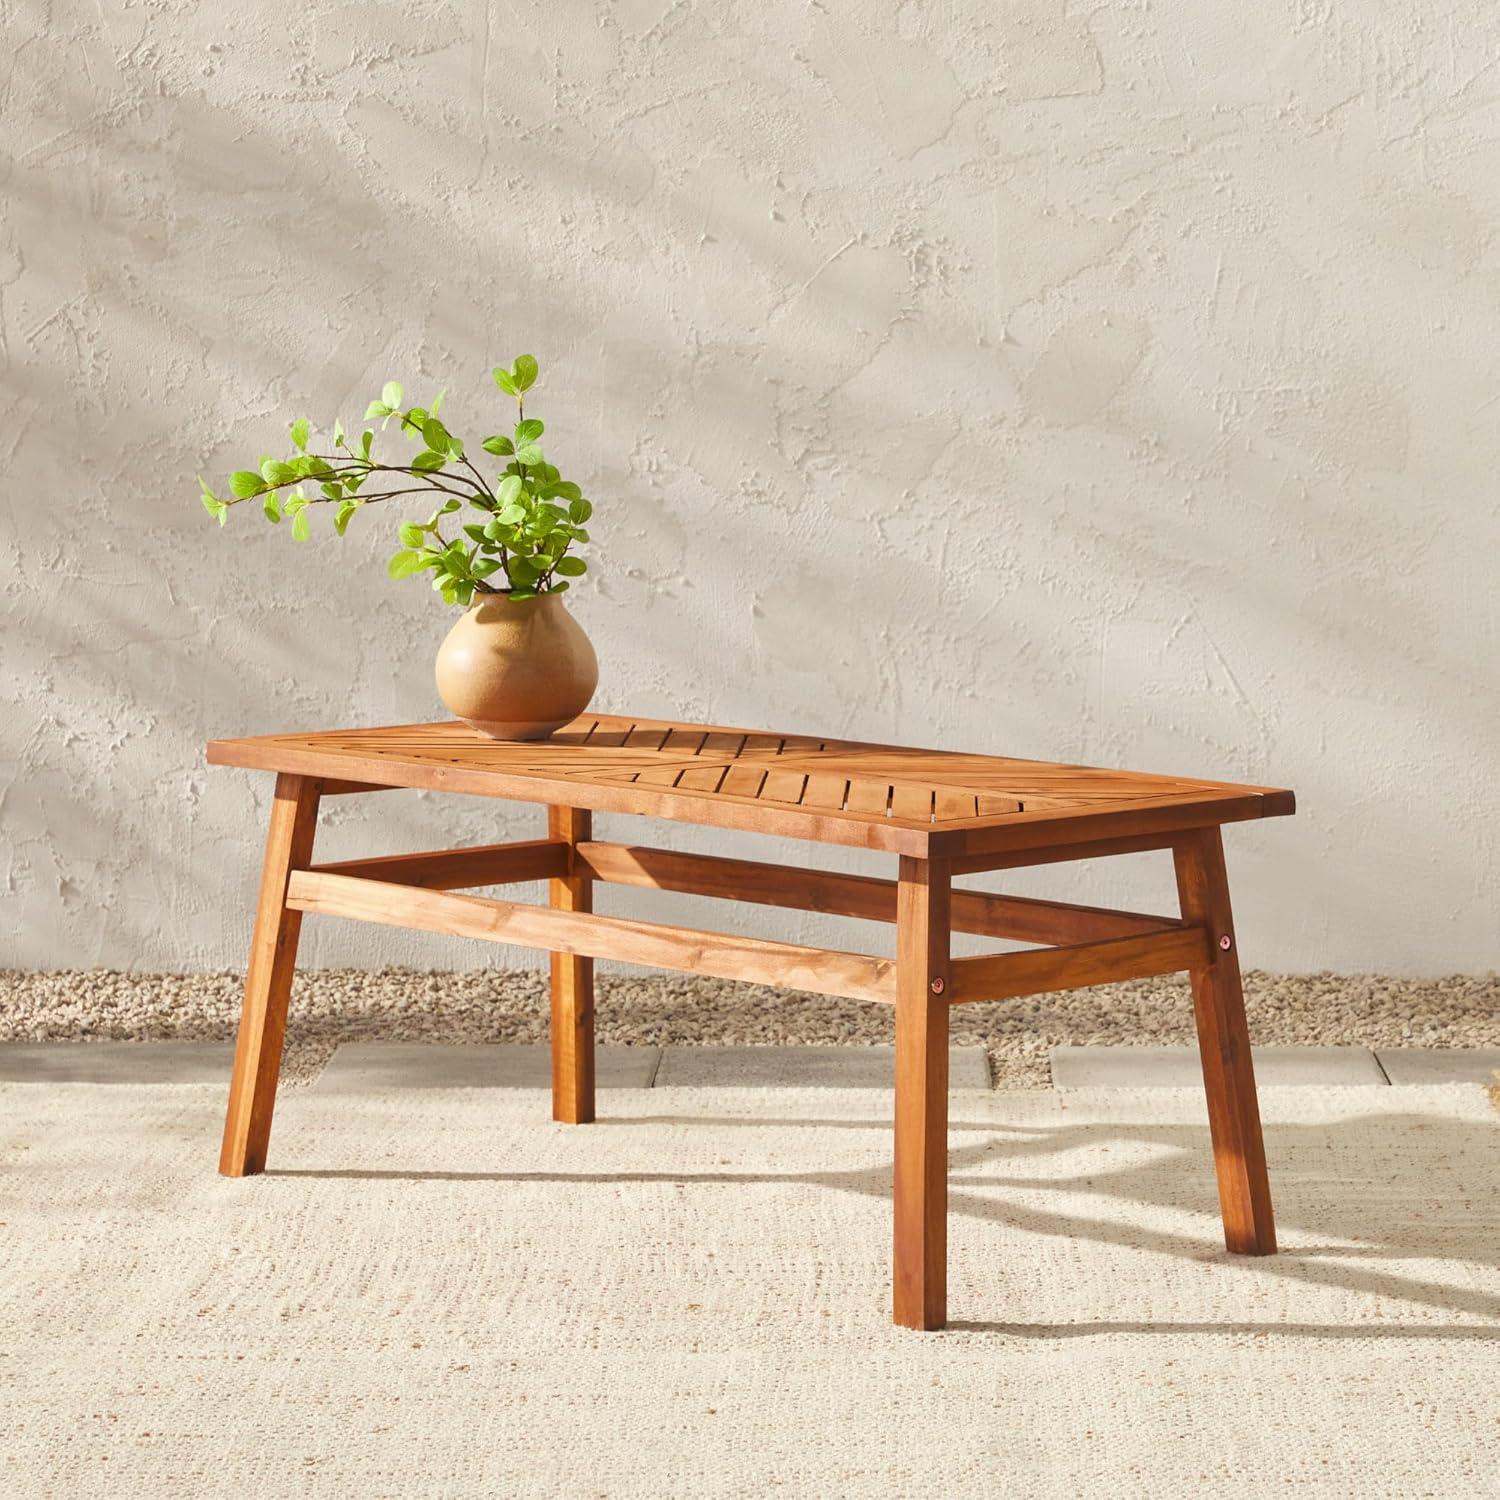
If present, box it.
[208,713,1296,1330]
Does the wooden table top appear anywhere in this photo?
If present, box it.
[208,713,1295,857]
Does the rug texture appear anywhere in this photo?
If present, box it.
[2,1082,1497,1497]
[4,968,1497,1087]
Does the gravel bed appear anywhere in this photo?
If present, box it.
[3,969,1497,1088]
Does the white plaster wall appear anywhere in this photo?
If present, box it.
[3,1,1497,974]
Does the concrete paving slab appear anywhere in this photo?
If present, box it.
[312,1042,661,1093]
[1374,1048,1500,1085]
[654,1044,992,1089]
[0,1042,234,1084]
[1051,1045,1389,1089]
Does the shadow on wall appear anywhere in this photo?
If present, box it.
[6,2,1498,973]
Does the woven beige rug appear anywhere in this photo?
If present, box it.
[3,1084,1497,1497]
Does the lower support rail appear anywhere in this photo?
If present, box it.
[948,926,1211,1005]
[285,870,897,1004]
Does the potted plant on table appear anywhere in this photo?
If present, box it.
[198,355,598,740]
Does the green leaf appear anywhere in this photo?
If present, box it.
[515,442,543,466]
[473,557,502,577]
[493,366,518,397]
[554,555,587,577]
[508,556,540,585]
[361,430,374,458]
[382,380,404,408]
[430,388,446,414]
[553,481,581,502]
[334,499,359,536]
[199,491,228,523]
[290,417,310,452]
[512,354,538,392]
[496,474,524,506]
[333,417,346,447]
[569,497,593,523]
[263,492,282,523]
[229,470,264,499]
[462,523,489,543]
[399,522,426,547]
[387,549,430,580]
[422,498,462,527]
[411,450,446,471]
[422,417,449,453]
[291,509,311,542]
[365,400,391,420]
[481,434,515,456]
[515,417,544,443]
[321,481,343,501]
[509,586,538,600]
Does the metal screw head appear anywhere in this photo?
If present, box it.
[1219,934,1233,951]
[930,976,946,995]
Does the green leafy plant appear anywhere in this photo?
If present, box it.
[198,355,593,606]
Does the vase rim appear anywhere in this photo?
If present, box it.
[470,588,565,608]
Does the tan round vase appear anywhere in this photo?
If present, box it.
[434,591,599,740]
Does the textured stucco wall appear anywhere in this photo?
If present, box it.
[3,1,1498,974]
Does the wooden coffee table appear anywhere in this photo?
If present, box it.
[208,713,1295,1330]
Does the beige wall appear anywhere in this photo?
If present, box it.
[4,1,1498,973]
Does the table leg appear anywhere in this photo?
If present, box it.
[893,854,952,1330]
[1174,827,1277,1254]
[219,773,321,1176]
[549,806,595,1124]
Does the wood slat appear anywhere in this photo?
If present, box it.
[701,732,746,757]
[720,764,767,799]
[759,769,807,804]
[947,927,1212,1005]
[675,764,728,792]
[890,783,933,821]
[285,871,897,1004]
[845,779,891,815]
[933,789,977,821]
[801,773,849,810]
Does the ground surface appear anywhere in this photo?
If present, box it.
[3,969,1496,1087]
[3,1080,1496,1498]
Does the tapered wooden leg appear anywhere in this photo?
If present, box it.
[893,855,951,1330]
[1174,828,1276,1255]
[219,773,322,1177]
[549,806,595,1124]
